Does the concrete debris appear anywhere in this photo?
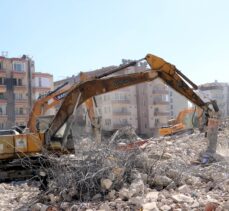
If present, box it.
[151,175,173,188]
[171,193,194,203]
[101,178,113,190]
[109,126,142,145]
[177,184,190,193]
[159,204,171,211]
[1,127,229,210]
[146,191,159,202]
[142,202,159,211]
[118,187,132,200]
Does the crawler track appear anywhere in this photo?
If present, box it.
[0,156,49,182]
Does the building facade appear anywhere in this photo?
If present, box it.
[168,88,189,119]
[198,81,229,118]
[0,54,53,129]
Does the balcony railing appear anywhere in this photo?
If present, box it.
[113,111,131,116]
[15,114,28,120]
[14,85,27,90]
[0,69,7,77]
[15,99,28,105]
[154,111,170,116]
[0,85,6,92]
[112,99,130,104]
[0,96,7,103]
[0,114,8,120]
[12,71,26,78]
[152,89,168,94]
[153,100,169,105]
[113,123,130,128]
[15,98,28,102]
[33,87,51,92]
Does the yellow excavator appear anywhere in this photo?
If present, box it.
[159,107,204,136]
[27,72,101,140]
[0,53,219,180]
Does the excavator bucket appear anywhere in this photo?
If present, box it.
[202,118,219,164]
[206,118,219,154]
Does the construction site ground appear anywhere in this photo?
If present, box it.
[1,127,229,211]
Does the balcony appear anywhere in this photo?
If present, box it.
[152,89,168,95]
[0,114,8,121]
[15,99,28,106]
[12,71,26,78]
[154,111,170,116]
[0,70,7,77]
[33,87,51,92]
[112,99,131,104]
[113,123,130,129]
[0,85,6,92]
[15,114,28,121]
[14,85,27,91]
[153,100,169,105]
[113,111,131,116]
[0,98,7,104]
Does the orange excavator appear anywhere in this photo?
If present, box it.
[27,81,69,133]
[27,72,101,139]
[0,53,219,180]
[159,107,204,136]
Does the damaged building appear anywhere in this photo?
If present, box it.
[0,53,53,129]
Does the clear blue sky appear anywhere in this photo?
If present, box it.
[1,0,229,84]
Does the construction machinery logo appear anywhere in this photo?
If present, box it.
[54,91,68,101]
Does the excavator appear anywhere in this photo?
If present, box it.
[27,72,101,142]
[159,107,204,136]
[0,53,219,180]
[27,81,69,133]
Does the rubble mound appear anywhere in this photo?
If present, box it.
[1,128,229,210]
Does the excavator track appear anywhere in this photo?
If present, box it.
[0,156,49,182]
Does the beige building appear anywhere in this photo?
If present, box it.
[198,81,229,118]
[168,88,189,119]
[0,54,53,129]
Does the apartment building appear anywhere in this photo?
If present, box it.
[168,88,189,119]
[54,60,171,137]
[0,54,53,129]
[198,81,229,118]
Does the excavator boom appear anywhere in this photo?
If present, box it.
[46,54,219,144]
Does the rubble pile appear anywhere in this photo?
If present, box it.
[1,128,229,210]
[0,181,40,210]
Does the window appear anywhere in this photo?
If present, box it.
[15,93,23,100]
[155,119,160,125]
[0,78,4,85]
[105,119,111,126]
[16,107,24,115]
[0,123,4,129]
[0,108,2,115]
[39,78,42,87]
[0,93,5,99]
[18,78,22,86]
[19,108,24,115]
[120,119,128,124]
[0,62,2,70]
[13,62,24,71]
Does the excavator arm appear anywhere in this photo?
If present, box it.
[28,72,102,134]
[46,53,219,145]
[145,54,219,112]
[47,71,158,140]
[27,82,69,133]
